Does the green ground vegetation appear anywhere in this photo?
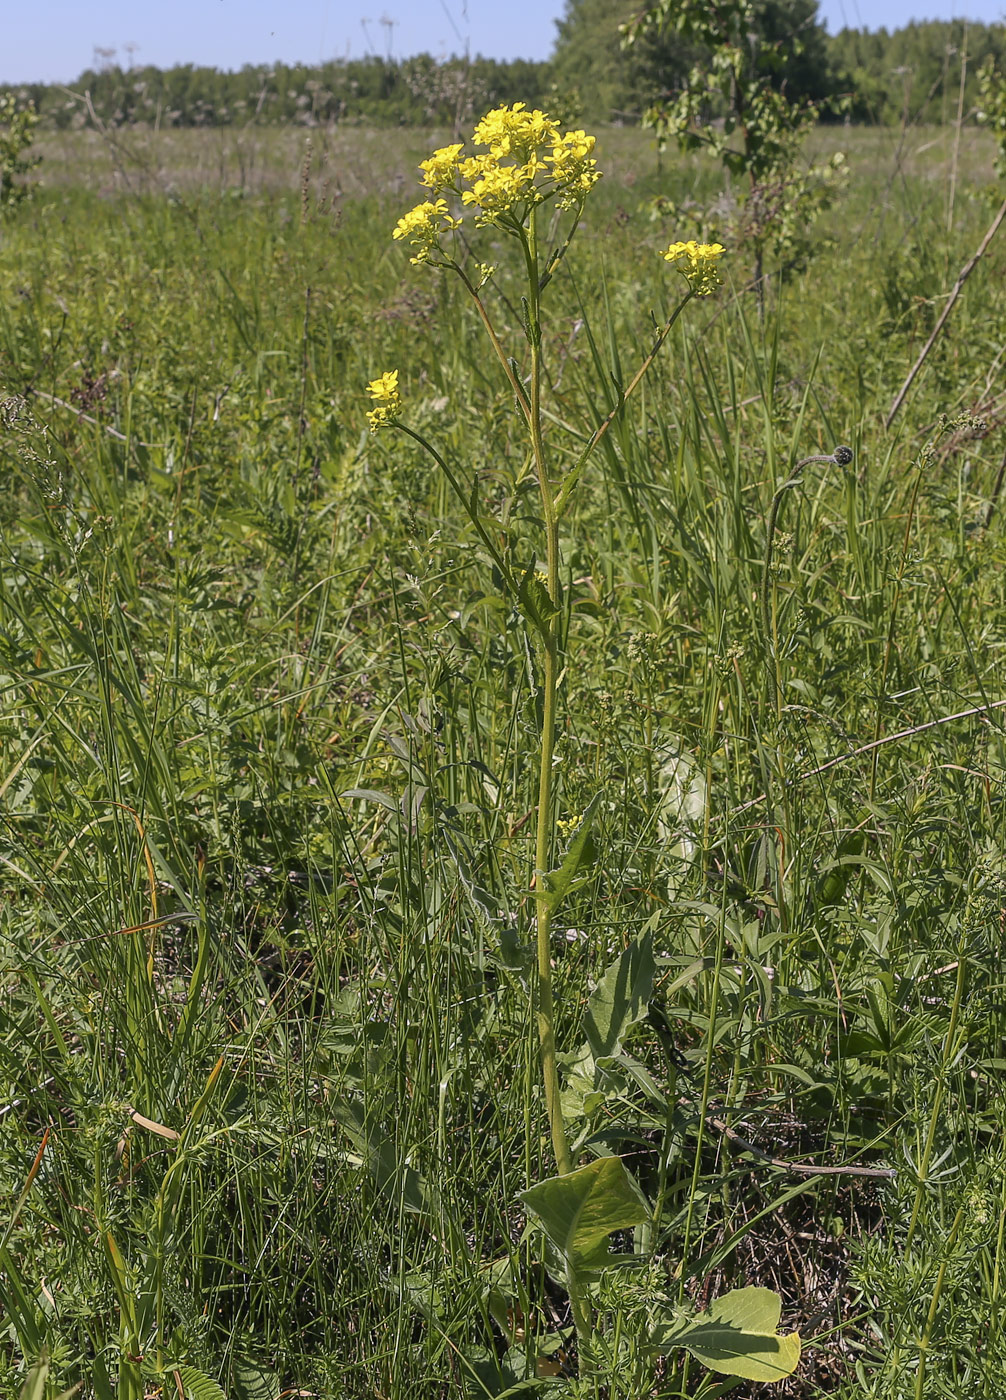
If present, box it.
[0,119,1006,1399]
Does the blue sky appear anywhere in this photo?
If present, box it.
[4,0,1005,85]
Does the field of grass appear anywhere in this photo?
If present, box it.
[1,117,1005,1400]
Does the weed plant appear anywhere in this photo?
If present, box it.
[0,117,1005,1399]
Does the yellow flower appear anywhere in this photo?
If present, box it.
[391,198,460,263]
[661,240,726,296]
[548,129,601,208]
[418,143,464,191]
[365,369,403,433]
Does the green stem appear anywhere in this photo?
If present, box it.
[521,207,595,1371]
[761,453,840,720]
[914,1205,965,1400]
[870,457,926,800]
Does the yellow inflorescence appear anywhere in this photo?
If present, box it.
[393,102,602,252]
[365,369,403,432]
[418,143,465,191]
[392,198,461,264]
[661,240,726,296]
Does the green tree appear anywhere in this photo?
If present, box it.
[551,0,703,122]
[0,92,39,217]
[624,0,847,290]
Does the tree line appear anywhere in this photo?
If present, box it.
[4,7,1004,131]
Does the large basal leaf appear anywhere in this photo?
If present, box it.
[582,930,655,1062]
[538,792,602,912]
[651,1286,801,1382]
[520,1155,649,1271]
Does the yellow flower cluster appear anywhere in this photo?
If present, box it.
[661,240,726,296]
[459,151,542,218]
[472,103,559,162]
[392,198,461,264]
[548,129,601,204]
[365,369,402,433]
[399,102,602,247]
[418,142,464,188]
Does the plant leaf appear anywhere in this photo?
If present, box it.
[539,792,602,912]
[651,1286,801,1382]
[520,1155,649,1271]
[231,1360,280,1400]
[174,1366,228,1400]
[582,931,655,1061]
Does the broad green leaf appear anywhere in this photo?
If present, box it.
[651,1286,801,1382]
[560,932,656,1118]
[520,1155,649,1271]
[539,792,602,913]
[231,1360,280,1400]
[174,1366,228,1400]
[582,931,655,1061]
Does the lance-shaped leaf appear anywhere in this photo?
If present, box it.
[583,930,655,1062]
[561,931,657,1118]
[650,1286,801,1382]
[538,792,602,913]
[520,1155,649,1272]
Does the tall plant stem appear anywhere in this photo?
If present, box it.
[870,455,925,800]
[521,208,594,1367]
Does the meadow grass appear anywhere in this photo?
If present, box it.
[0,119,1005,1399]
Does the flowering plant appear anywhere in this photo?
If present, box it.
[362,103,797,1388]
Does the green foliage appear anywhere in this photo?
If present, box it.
[0,91,39,215]
[624,0,847,276]
[551,0,704,123]
[977,58,1006,176]
[651,1287,801,1381]
[19,56,554,131]
[830,19,1006,125]
[521,1156,650,1273]
[0,119,1005,1400]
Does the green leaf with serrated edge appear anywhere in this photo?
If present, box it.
[520,1155,649,1271]
[539,791,602,913]
[650,1286,801,1382]
[517,571,559,632]
[174,1366,228,1400]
